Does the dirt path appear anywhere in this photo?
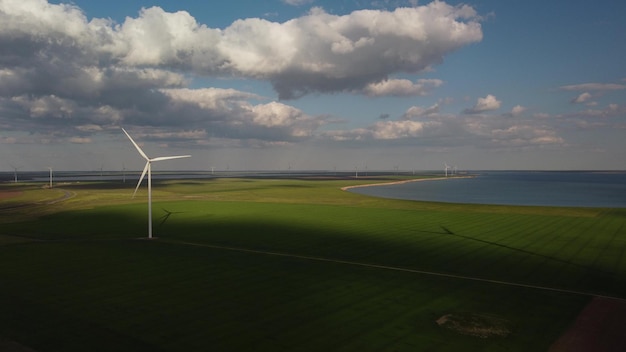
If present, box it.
[0,188,76,224]
[45,189,75,204]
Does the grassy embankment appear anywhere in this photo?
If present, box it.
[1,176,624,351]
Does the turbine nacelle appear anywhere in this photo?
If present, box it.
[132,155,191,198]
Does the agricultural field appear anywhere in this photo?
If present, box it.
[1,176,625,351]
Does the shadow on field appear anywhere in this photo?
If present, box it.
[3,204,624,298]
[438,225,616,279]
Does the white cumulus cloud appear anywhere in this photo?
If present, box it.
[510,105,526,116]
[571,92,592,104]
[403,103,440,118]
[363,79,443,97]
[463,94,501,114]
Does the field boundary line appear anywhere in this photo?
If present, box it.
[160,239,626,302]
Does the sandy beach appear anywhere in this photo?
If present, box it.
[340,176,473,191]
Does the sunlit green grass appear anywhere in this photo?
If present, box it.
[1,177,624,351]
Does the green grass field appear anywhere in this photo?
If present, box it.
[1,177,625,351]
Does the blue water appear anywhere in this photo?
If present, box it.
[349,171,626,208]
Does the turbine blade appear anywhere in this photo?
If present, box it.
[150,155,191,162]
[122,128,149,161]
[132,162,149,198]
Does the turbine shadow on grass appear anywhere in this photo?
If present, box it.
[157,208,185,227]
[437,225,615,278]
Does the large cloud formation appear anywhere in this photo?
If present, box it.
[0,0,482,96]
[0,0,482,147]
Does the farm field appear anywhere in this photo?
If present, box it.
[1,176,625,351]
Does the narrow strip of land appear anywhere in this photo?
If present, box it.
[340,176,473,191]
[160,239,626,302]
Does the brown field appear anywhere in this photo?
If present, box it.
[0,190,22,200]
[550,297,626,352]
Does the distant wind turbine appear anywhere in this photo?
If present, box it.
[444,163,450,177]
[122,128,190,239]
[10,164,19,183]
[47,167,53,188]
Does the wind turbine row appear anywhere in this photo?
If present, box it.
[444,163,459,177]
[122,128,190,239]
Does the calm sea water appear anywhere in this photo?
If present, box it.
[349,171,626,208]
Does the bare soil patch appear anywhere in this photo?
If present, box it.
[550,296,626,352]
[436,312,513,338]
[0,190,22,200]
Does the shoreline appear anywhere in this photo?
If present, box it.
[340,176,473,191]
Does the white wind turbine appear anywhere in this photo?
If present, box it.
[444,163,450,177]
[10,164,19,183]
[122,128,190,239]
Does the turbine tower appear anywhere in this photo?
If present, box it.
[444,163,450,177]
[122,128,190,239]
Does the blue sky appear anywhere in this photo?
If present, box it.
[1,0,625,172]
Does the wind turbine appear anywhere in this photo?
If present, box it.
[122,128,190,239]
[47,167,53,188]
[444,163,450,177]
[10,164,19,183]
